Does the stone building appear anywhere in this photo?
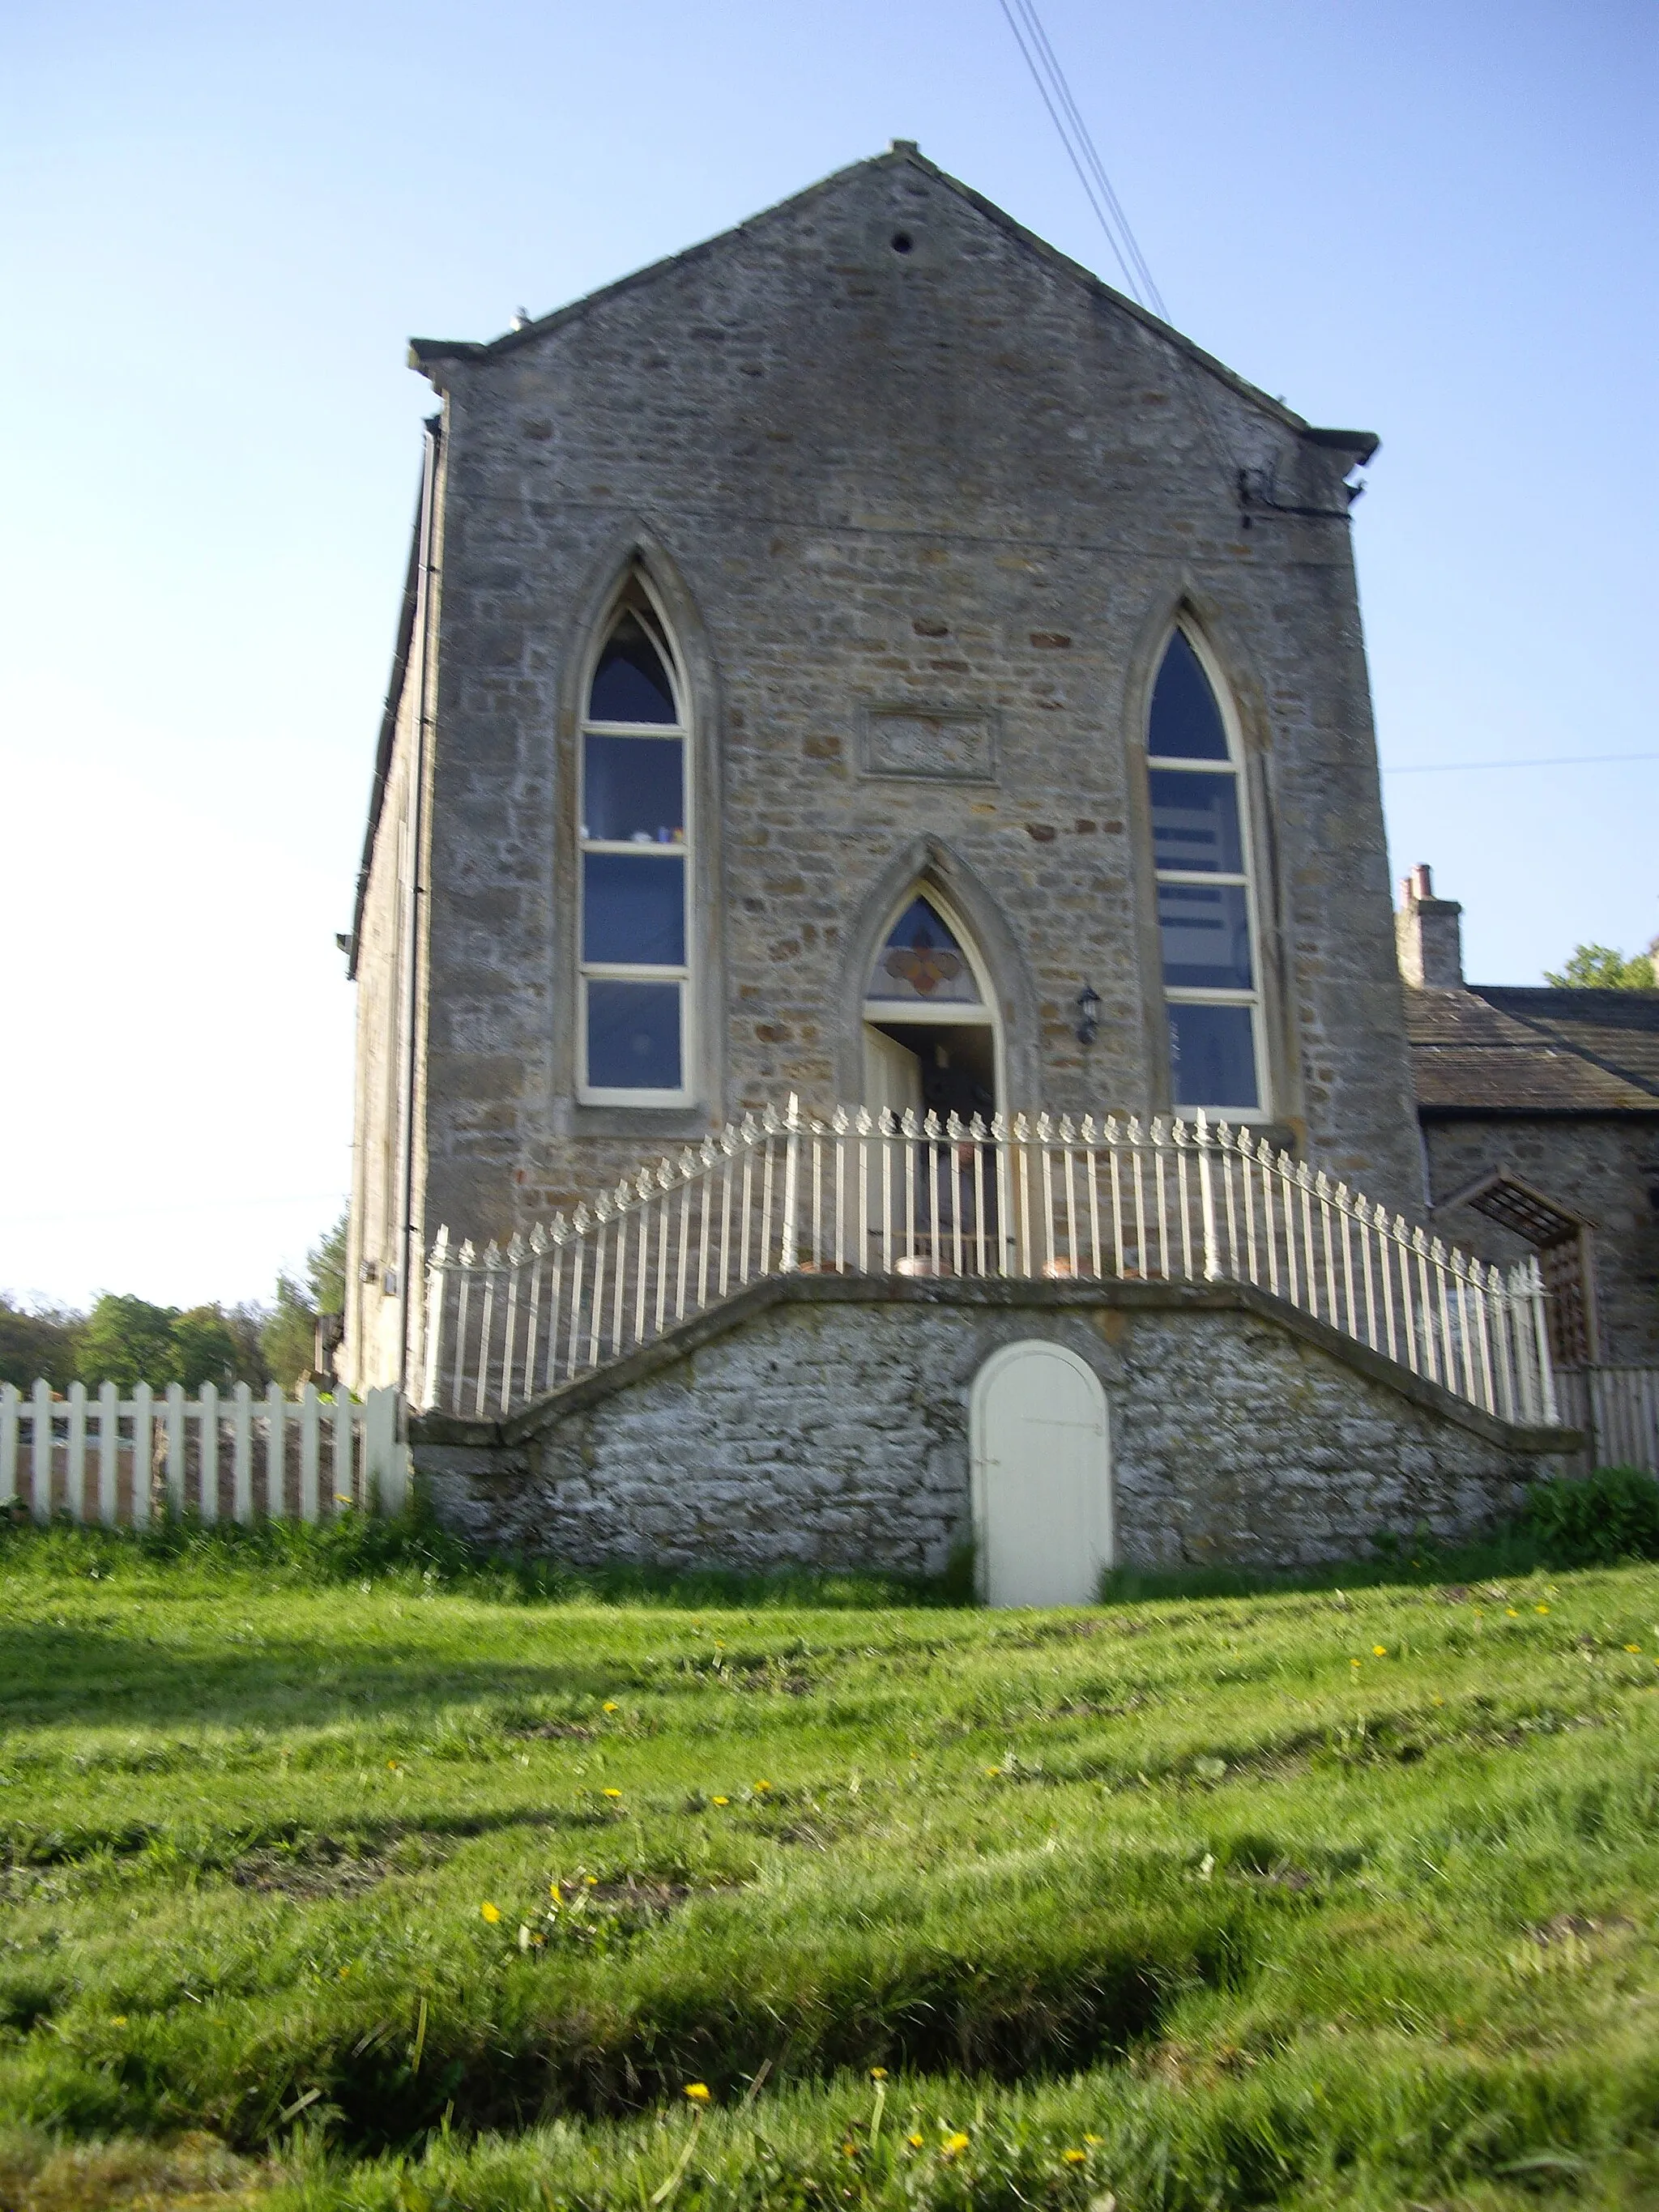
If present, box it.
[343,141,1422,1392]
[340,146,1605,1583]
[1397,867,1659,1369]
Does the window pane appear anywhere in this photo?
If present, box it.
[1149,629,1228,760]
[587,980,681,1090]
[866,897,983,1004]
[1158,881,1253,990]
[1150,768,1243,874]
[583,734,684,844]
[583,853,685,965]
[1168,1002,1259,1110]
[588,612,677,723]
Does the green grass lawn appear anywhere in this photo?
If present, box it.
[2,1524,1657,2210]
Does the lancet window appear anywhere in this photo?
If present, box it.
[578,590,692,1102]
[1147,627,1266,1114]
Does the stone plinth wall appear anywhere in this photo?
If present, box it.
[410,1280,1577,1580]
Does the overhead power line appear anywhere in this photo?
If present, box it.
[996,0,1166,318]
[1383,752,1659,776]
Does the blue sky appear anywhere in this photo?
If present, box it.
[1,0,1653,1311]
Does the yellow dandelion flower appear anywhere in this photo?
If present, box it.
[1372,1645,1387,1657]
[480,1901,501,1924]
[1535,1604,1550,1615]
[1626,1643,1642,1654]
[1085,2133,1102,2146]
[603,1700,619,1713]
[870,2066,888,2080]
[1064,2147,1088,2164]
[684,2081,711,2103]
[584,1873,597,1886]
[754,1779,772,1792]
[712,1795,730,1806]
[908,2132,925,2148]
[941,2130,970,2156]
[602,1787,622,1800]
[1506,1607,1520,1617]
[986,1764,1002,1775]
[112,2015,128,2026]
[387,1759,399,1770]
[1350,1658,1361,1669]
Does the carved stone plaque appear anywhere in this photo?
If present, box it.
[859,705,999,784]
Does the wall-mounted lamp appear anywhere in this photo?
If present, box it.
[1074,983,1102,1046]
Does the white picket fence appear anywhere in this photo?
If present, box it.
[0,1381,407,1527]
[1555,1366,1659,1474]
[417,1098,1559,1429]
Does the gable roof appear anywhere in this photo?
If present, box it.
[1405,985,1659,1115]
[408,142,1376,462]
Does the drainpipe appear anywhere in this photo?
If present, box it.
[397,416,441,1400]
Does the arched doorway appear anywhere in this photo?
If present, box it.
[862,890,1001,1268]
[970,1341,1112,1606]
[862,890,999,1123]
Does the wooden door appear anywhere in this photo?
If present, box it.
[971,1342,1111,1606]
[864,1026,923,1120]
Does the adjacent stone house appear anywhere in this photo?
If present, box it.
[1396,867,1659,1370]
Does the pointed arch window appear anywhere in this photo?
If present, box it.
[866,897,985,1008]
[578,590,693,1103]
[1147,628,1267,1114]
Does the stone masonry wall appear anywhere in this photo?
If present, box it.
[377,147,1422,1264]
[412,1287,1572,1580]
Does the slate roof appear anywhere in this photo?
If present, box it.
[1405,986,1659,1115]
[1473,987,1659,1096]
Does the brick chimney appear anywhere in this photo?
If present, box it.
[1396,863,1465,989]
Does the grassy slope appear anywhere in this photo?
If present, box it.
[0,1531,1657,2210]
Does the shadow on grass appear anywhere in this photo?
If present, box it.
[1098,1528,1559,1608]
[0,1605,705,1732]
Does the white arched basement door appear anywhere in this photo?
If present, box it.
[970,1342,1112,1607]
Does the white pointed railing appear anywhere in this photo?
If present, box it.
[415,1100,1559,1430]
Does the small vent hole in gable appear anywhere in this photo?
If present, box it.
[890,232,915,254]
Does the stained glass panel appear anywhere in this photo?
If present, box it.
[866,897,983,1004]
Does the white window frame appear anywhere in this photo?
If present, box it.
[1148,625,1271,1120]
[577,588,695,1107]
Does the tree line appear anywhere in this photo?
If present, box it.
[0,1215,347,1396]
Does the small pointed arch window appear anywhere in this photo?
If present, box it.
[578,583,693,1103]
[866,896,986,1008]
[1147,626,1267,1114]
